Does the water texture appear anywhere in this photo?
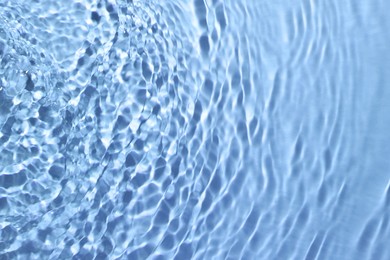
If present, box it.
[1,0,390,259]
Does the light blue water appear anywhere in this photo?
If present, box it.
[1,0,390,259]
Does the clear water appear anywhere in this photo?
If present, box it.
[0,0,390,259]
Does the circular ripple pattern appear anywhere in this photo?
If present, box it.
[1,0,389,260]
[0,0,220,259]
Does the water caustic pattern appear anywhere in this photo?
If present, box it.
[1,0,390,259]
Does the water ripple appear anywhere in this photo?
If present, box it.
[1,0,390,259]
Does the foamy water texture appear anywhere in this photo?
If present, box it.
[1,0,390,259]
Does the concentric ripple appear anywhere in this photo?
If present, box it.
[1,0,390,259]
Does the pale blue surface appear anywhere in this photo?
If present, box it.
[1,0,390,259]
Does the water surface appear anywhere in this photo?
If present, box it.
[0,0,390,259]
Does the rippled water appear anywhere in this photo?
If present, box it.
[1,0,390,259]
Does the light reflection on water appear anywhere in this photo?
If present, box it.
[0,0,390,259]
